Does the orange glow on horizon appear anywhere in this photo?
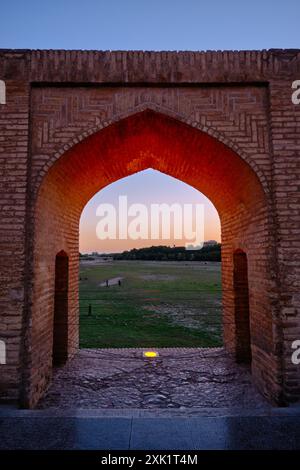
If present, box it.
[79,219,221,253]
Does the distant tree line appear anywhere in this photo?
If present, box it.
[112,244,221,262]
[79,253,95,260]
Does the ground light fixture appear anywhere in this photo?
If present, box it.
[143,351,159,358]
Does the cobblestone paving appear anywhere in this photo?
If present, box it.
[37,348,268,409]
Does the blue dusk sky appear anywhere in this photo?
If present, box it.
[1,1,299,252]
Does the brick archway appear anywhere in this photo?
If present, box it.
[22,109,276,407]
[1,49,299,409]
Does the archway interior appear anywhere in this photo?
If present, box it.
[29,109,272,407]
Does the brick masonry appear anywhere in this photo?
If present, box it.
[0,49,299,407]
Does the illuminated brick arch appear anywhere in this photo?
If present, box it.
[23,109,277,407]
[33,104,271,199]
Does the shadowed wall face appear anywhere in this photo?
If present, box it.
[234,250,252,364]
[53,251,69,367]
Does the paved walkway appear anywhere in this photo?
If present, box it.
[37,348,267,409]
[1,406,300,449]
[2,348,297,450]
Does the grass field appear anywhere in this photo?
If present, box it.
[79,260,222,348]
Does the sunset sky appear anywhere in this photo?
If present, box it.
[79,169,221,253]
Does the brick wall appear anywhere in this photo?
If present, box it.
[0,51,30,401]
[269,75,300,402]
[0,49,299,407]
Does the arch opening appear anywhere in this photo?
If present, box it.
[26,109,274,407]
[79,169,222,350]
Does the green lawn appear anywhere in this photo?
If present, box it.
[79,260,222,348]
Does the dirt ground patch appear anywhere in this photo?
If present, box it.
[140,274,178,281]
[143,303,221,334]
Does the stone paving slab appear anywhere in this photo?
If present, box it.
[37,348,268,409]
[0,417,131,450]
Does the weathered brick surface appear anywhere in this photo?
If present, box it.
[269,78,300,402]
[0,49,299,407]
[0,51,30,401]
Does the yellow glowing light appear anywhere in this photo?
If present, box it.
[143,351,159,358]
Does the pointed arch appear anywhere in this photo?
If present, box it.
[33,107,270,199]
[24,108,273,407]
